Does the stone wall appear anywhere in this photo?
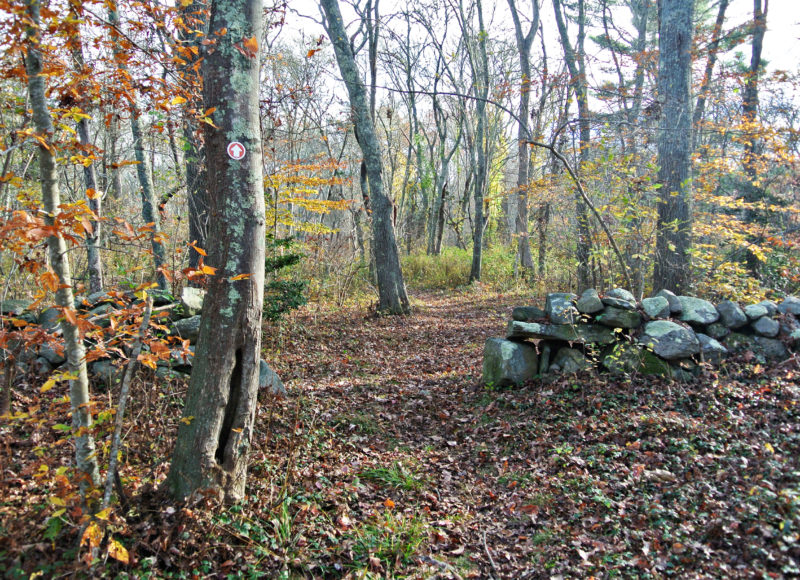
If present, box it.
[484,288,800,387]
[1,288,285,396]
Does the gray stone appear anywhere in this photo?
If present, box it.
[696,333,728,364]
[642,296,670,319]
[655,289,682,314]
[545,293,578,324]
[553,347,590,374]
[639,320,700,360]
[172,315,202,343]
[678,296,719,325]
[724,332,754,353]
[38,344,65,365]
[156,367,190,381]
[716,300,748,329]
[149,289,175,306]
[753,337,789,360]
[483,338,538,387]
[596,306,641,329]
[511,306,546,322]
[38,307,62,332]
[181,287,206,317]
[671,366,695,382]
[88,303,114,328]
[779,296,800,315]
[0,299,31,316]
[507,320,617,345]
[576,289,604,314]
[161,346,194,370]
[90,360,123,388]
[744,303,768,321]
[790,329,800,343]
[705,322,731,340]
[260,359,287,397]
[32,357,53,375]
[602,288,637,310]
[752,316,780,338]
[87,291,113,306]
[602,342,671,377]
[538,342,553,374]
[758,300,779,317]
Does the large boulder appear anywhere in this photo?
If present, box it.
[39,344,66,366]
[0,299,31,316]
[602,288,637,310]
[642,296,670,319]
[576,289,604,314]
[483,338,538,387]
[753,337,789,360]
[744,303,769,321]
[596,306,641,329]
[38,307,62,332]
[678,296,719,325]
[545,293,578,324]
[639,320,700,360]
[716,300,747,329]
[705,322,730,340]
[758,300,779,317]
[511,306,546,322]
[507,321,617,345]
[696,333,728,364]
[172,315,202,343]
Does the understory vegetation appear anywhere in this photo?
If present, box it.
[2,290,799,578]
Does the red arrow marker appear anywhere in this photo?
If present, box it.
[227,141,246,160]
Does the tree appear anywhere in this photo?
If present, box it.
[320,0,410,314]
[166,0,266,503]
[652,0,694,293]
[507,0,541,275]
[25,0,100,500]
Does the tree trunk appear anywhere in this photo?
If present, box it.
[322,0,410,314]
[652,0,694,294]
[692,0,729,152]
[166,0,266,503]
[553,0,592,292]
[25,0,100,498]
[507,0,540,275]
[108,7,169,292]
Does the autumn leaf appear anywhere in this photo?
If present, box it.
[383,498,395,508]
[180,416,194,425]
[201,264,217,275]
[85,188,98,199]
[107,538,130,564]
[229,273,252,281]
[81,522,102,550]
[170,95,187,105]
[243,36,258,55]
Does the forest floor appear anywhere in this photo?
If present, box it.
[2,288,800,578]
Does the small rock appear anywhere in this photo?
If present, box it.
[260,359,287,397]
[483,338,538,387]
[511,306,546,322]
[655,289,682,314]
[172,315,202,344]
[716,300,748,329]
[724,332,754,353]
[678,296,719,325]
[0,299,31,316]
[596,306,641,329]
[602,288,637,310]
[779,296,800,315]
[602,343,671,377]
[538,342,553,374]
[696,333,728,364]
[744,303,768,321]
[39,344,66,365]
[553,347,590,374]
[753,336,788,360]
[576,289,604,314]
[642,296,670,319]
[38,307,62,332]
[91,360,123,389]
[545,293,578,324]
[758,300,779,317]
[86,291,113,306]
[181,287,206,317]
[752,316,780,338]
[156,367,190,381]
[705,322,731,340]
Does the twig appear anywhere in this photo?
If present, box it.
[102,296,153,510]
[482,531,499,579]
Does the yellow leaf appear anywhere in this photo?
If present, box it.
[49,496,66,506]
[229,273,252,281]
[765,442,775,454]
[180,416,194,425]
[171,95,187,105]
[85,188,98,199]
[40,378,56,393]
[201,264,217,275]
[81,522,102,550]
[180,0,192,6]
[107,538,130,564]
[243,36,258,54]
[95,507,112,520]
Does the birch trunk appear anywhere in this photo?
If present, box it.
[25,0,100,497]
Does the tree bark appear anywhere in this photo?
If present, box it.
[507,0,541,275]
[692,0,729,152]
[25,0,100,498]
[166,0,266,503]
[107,7,169,292]
[321,0,410,314]
[652,0,694,294]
